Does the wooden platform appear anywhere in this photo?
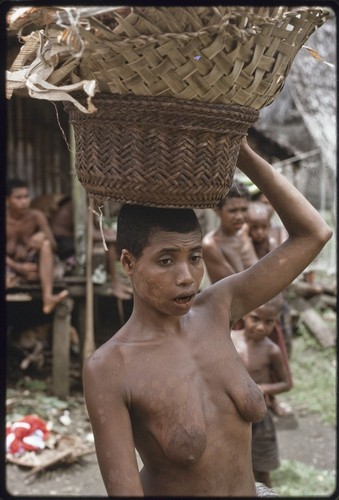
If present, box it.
[6,277,129,398]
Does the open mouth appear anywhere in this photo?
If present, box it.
[174,294,195,305]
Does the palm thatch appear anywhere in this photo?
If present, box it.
[255,15,336,172]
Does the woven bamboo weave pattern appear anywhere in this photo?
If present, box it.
[7,6,329,110]
[65,94,259,208]
[77,6,328,108]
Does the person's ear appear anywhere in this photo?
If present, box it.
[120,249,136,276]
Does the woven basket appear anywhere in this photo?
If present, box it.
[74,6,329,109]
[7,6,329,109]
[65,93,259,208]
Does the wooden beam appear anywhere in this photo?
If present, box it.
[52,297,74,398]
[293,297,335,348]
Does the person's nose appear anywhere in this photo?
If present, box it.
[235,210,244,222]
[255,321,265,332]
[175,262,195,286]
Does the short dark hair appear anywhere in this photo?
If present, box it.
[217,179,250,208]
[6,178,28,197]
[116,204,202,258]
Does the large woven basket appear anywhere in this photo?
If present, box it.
[65,93,259,208]
[6,6,329,208]
[7,6,329,109]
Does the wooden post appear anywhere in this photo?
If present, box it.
[69,124,87,276]
[52,297,74,398]
[83,197,96,361]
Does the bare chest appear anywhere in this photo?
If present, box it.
[236,342,272,384]
[7,216,38,244]
[126,336,265,465]
[218,235,250,271]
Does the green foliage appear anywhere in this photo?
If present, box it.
[282,324,336,425]
[271,459,336,497]
[273,324,337,496]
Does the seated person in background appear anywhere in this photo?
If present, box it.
[202,179,258,283]
[231,295,292,488]
[49,195,76,265]
[49,195,132,300]
[6,179,68,314]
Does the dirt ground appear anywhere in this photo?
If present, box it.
[4,402,336,498]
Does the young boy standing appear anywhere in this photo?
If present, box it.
[202,180,258,283]
[231,296,291,488]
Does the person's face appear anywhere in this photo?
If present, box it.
[218,198,248,234]
[243,305,279,341]
[248,216,270,243]
[7,187,30,214]
[257,194,274,219]
[121,229,204,316]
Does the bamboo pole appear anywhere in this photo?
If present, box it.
[69,125,87,275]
[83,197,96,360]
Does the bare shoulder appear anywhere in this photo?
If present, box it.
[30,208,47,220]
[83,334,127,387]
[266,337,283,357]
[194,274,233,319]
[202,229,217,248]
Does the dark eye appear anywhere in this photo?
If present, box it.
[191,254,202,263]
[159,257,172,266]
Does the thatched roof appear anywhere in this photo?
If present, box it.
[255,13,336,172]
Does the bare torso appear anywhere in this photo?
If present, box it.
[204,227,257,275]
[50,200,74,238]
[6,210,41,261]
[231,329,276,385]
[96,296,266,496]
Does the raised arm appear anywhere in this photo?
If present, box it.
[212,139,332,323]
[83,351,143,496]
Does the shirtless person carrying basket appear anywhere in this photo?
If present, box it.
[83,139,332,497]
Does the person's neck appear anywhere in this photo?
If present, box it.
[8,208,25,220]
[129,304,187,340]
[244,333,266,345]
[218,226,237,237]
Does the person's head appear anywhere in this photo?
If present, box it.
[243,295,283,341]
[247,202,271,244]
[216,180,250,234]
[6,178,30,213]
[251,190,274,220]
[117,204,204,316]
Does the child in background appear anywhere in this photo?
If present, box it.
[231,296,291,488]
[250,189,288,246]
[246,201,293,416]
[246,202,278,258]
[202,180,257,283]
